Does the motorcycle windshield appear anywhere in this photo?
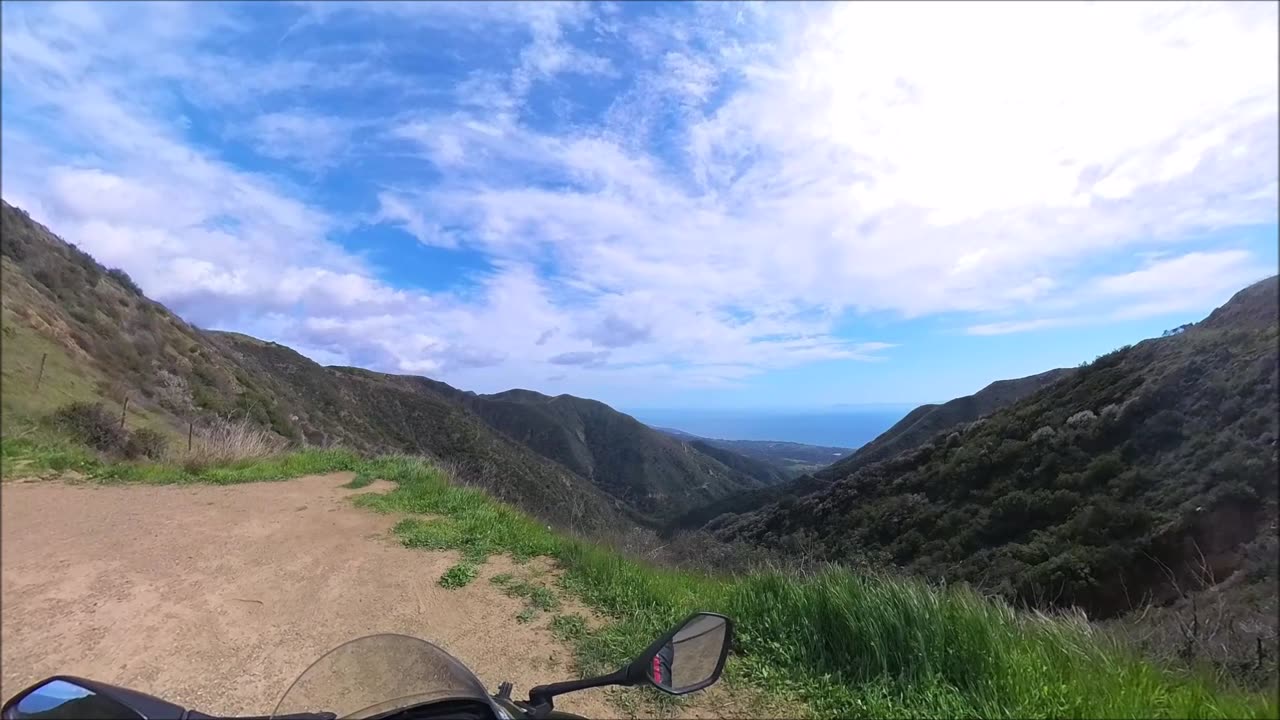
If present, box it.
[272,634,500,720]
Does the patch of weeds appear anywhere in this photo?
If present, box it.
[439,562,479,589]
[489,571,561,621]
[342,473,375,489]
[500,576,561,612]
[551,613,589,643]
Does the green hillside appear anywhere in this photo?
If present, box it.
[449,388,775,522]
[712,276,1278,623]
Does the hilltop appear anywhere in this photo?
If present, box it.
[0,199,770,529]
[821,367,1073,480]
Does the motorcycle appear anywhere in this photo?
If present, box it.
[2,611,733,720]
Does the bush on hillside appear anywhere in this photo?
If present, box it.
[122,427,167,460]
[53,401,126,454]
[105,267,142,295]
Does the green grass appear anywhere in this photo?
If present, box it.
[1,432,362,484]
[1,432,101,477]
[0,305,179,439]
[490,571,561,622]
[439,562,479,589]
[2,442,1274,719]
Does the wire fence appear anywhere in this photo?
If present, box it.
[11,351,214,453]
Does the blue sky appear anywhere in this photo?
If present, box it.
[2,1,1276,409]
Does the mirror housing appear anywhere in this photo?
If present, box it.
[624,612,733,696]
[2,677,186,720]
[526,611,734,713]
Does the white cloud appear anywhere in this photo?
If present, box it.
[373,193,458,249]
[1,1,1276,401]
[964,249,1273,334]
[966,318,1081,337]
[246,112,356,173]
[1088,249,1273,319]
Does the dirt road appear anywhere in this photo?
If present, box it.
[0,474,617,717]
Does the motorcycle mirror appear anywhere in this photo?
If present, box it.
[627,612,733,696]
[2,678,142,720]
[527,611,734,712]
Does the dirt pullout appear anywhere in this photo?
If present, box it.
[0,474,614,717]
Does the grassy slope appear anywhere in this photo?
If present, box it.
[2,444,1272,719]
[1,260,179,438]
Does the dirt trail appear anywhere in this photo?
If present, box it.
[0,474,617,717]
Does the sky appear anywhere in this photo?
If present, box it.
[2,1,1277,410]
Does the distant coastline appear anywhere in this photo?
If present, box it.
[627,406,914,449]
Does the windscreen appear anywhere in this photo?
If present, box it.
[272,633,498,719]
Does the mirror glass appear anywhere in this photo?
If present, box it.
[8,679,142,720]
[646,613,729,694]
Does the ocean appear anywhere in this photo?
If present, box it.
[625,406,914,449]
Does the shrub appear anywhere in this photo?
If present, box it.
[106,267,143,295]
[1030,425,1056,443]
[123,427,167,460]
[53,402,125,454]
[1066,409,1097,427]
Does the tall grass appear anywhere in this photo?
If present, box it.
[349,457,1275,719]
[1,443,1273,718]
[177,418,288,468]
[0,432,360,485]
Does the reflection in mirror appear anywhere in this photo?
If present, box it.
[647,614,728,694]
[10,679,142,720]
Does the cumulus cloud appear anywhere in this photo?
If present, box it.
[1,1,1275,401]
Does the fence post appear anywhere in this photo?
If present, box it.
[119,397,129,430]
[35,353,47,391]
[188,422,194,452]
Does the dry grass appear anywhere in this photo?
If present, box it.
[176,419,287,469]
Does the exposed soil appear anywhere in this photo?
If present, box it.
[0,474,618,717]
